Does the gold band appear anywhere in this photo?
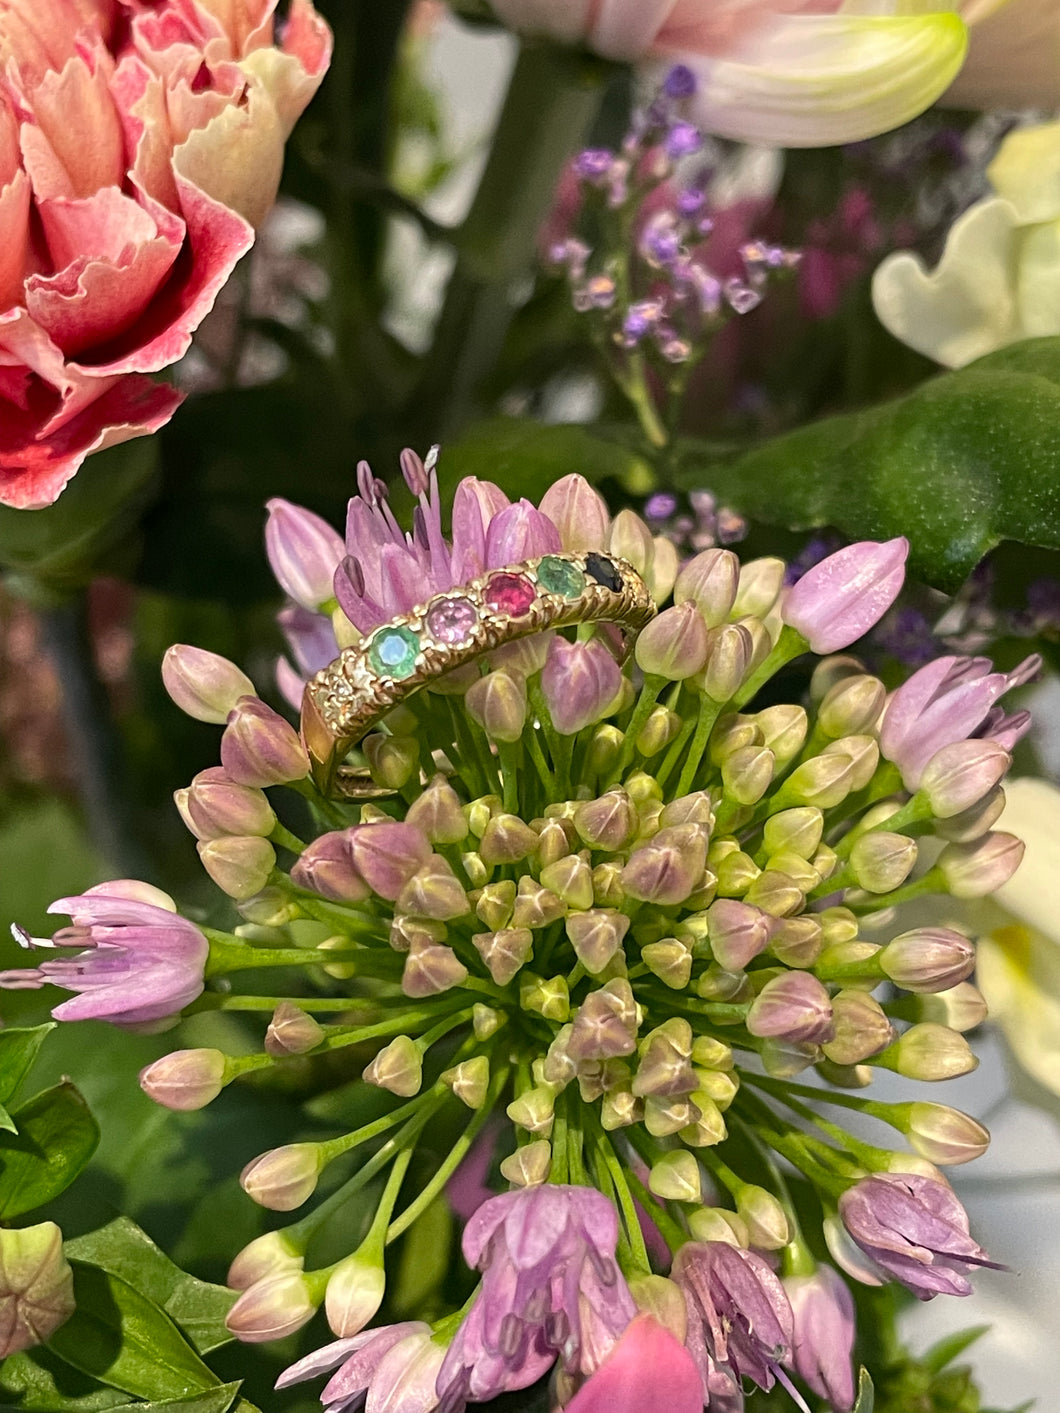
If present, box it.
[301,551,657,795]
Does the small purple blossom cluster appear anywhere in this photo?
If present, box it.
[1,459,1039,1412]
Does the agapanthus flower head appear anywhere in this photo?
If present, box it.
[1,880,207,1027]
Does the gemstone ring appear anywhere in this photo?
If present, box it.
[301,551,657,796]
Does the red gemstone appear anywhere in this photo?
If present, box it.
[483,572,536,617]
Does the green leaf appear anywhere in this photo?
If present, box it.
[677,336,1060,594]
[920,1323,991,1374]
[89,1382,243,1413]
[0,1346,128,1410]
[852,1367,875,1413]
[46,1262,219,1401]
[65,1218,236,1356]
[0,1081,99,1218]
[0,1023,56,1113]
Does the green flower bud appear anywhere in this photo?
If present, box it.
[507,1086,556,1136]
[592,860,626,907]
[600,1086,643,1130]
[535,817,574,868]
[197,836,275,901]
[763,807,825,860]
[764,851,820,894]
[722,745,776,806]
[849,832,918,893]
[625,770,663,804]
[637,705,683,757]
[769,916,823,968]
[696,966,752,1002]
[397,855,470,920]
[641,937,693,989]
[585,724,624,779]
[774,750,862,810]
[819,908,861,946]
[465,795,501,839]
[473,1003,505,1039]
[744,869,805,917]
[913,983,988,1032]
[465,669,528,743]
[645,1095,701,1137]
[760,1038,821,1078]
[540,852,595,910]
[810,654,865,703]
[692,1035,734,1070]
[473,927,533,986]
[753,704,809,766]
[649,1150,702,1202]
[693,1067,739,1109]
[817,673,886,738]
[635,602,711,679]
[362,733,419,789]
[520,972,570,1022]
[241,1143,323,1211]
[732,557,785,618]
[680,1094,727,1147]
[816,1058,873,1088]
[674,547,740,626]
[628,1275,689,1340]
[633,1019,695,1098]
[709,713,762,765]
[714,849,761,897]
[566,908,629,973]
[479,813,539,866]
[475,879,516,930]
[736,1186,789,1250]
[363,1035,422,1096]
[405,775,469,844]
[901,1101,990,1166]
[0,1222,73,1356]
[688,1208,748,1246]
[822,990,895,1065]
[499,1140,551,1187]
[700,623,753,701]
[887,1023,978,1080]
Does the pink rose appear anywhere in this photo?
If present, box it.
[0,0,331,509]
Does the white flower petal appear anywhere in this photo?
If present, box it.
[677,12,967,146]
[987,121,1060,226]
[1017,221,1060,340]
[978,925,1060,1097]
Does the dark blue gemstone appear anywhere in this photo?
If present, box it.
[585,553,623,592]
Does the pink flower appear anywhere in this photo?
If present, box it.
[0,0,331,508]
[781,537,908,654]
[276,1321,449,1412]
[0,879,208,1026]
[784,1265,856,1411]
[566,1313,703,1413]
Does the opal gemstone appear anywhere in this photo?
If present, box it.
[368,625,420,679]
[483,572,536,617]
[426,597,479,645]
[537,555,585,599]
[585,552,623,592]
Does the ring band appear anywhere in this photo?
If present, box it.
[301,551,657,795]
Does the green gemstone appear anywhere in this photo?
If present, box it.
[537,555,585,599]
[368,625,420,679]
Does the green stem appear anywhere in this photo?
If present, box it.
[675,694,723,798]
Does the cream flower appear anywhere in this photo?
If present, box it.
[872,119,1060,367]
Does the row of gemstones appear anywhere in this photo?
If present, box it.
[365,552,627,682]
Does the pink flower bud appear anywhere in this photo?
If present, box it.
[622,825,708,906]
[747,972,834,1043]
[225,1271,320,1344]
[139,1049,227,1110]
[290,829,371,902]
[0,1222,74,1357]
[902,1102,990,1166]
[265,1001,325,1056]
[325,1249,386,1337]
[197,836,276,900]
[700,622,753,701]
[566,908,630,974]
[674,548,739,626]
[465,670,528,743]
[265,498,344,610]
[363,1035,422,1095]
[574,789,639,851]
[634,602,710,679]
[405,775,469,844]
[221,698,310,787]
[241,1143,323,1210]
[348,822,433,901]
[185,767,276,839]
[538,474,609,550]
[479,813,540,866]
[162,646,255,724]
[919,740,1011,818]
[396,855,469,920]
[937,831,1025,897]
[472,927,534,985]
[880,928,975,993]
[402,937,469,997]
[707,899,772,970]
[569,979,639,1061]
[541,637,622,733]
[782,538,908,652]
[227,1230,304,1291]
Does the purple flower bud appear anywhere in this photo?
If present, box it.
[197,836,276,900]
[573,148,614,182]
[265,498,344,611]
[185,767,276,839]
[937,831,1024,897]
[402,937,468,997]
[747,972,834,1044]
[635,602,711,680]
[880,928,975,993]
[622,825,708,906]
[162,645,255,725]
[265,1001,325,1057]
[0,1222,74,1357]
[221,698,309,787]
[568,979,639,1061]
[347,822,433,901]
[290,829,370,902]
[139,1049,227,1110]
[707,899,772,971]
[919,740,1011,818]
[784,1266,856,1411]
[466,669,528,743]
[782,538,908,653]
[838,1173,998,1298]
[542,637,622,734]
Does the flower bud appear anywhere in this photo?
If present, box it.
[707,899,771,971]
[585,724,624,780]
[479,814,539,867]
[397,856,470,921]
[473,1003,505,1040]
[291,830,371,902]
[828,734,879,790]
[736,1186,789,1250]
[568,979,636,1060]
[700,623,753,701]
[265,1002,325,1056]
[693,1067,739,1109]
[139,1049,227,1110]
[755,704,809,766]
[511,878,566,930]
[227,1230,304,1291]
[937,832,1025,897]
[363,1035,423,1095]
[901,1102,990,1166]
[402,938,469,997]
[636,705,682,757]
[601,1086,643,1130]
[634,602,710,680]
[775,747,865,810]
[325,1249,386,1337]
[441,1056,491,1109]
[915,982,988,1032]
[221,698,309,787]
[405,775,468,845]
[817,674,886,738]
[760,1038,821,1078]
[592,860,626,907]
[622,825,708,906]
[849,832,918,893]
[936,786,1006,843]
[713,848,759,897]
[649,1150,702,1203]
[674,548,739,626]
[499,1140,551,1187]
[763,808,824,860]
[507,1086,556,1136]
[535,817,574,867]
[241,1143,323,1211]
[769,916,824,968]
[473,927,534,985]
[645,1095,701,1137]
[542,637,622,733]
[680,1096,728,1147]
[198,836,276,900]
[575,790,639,851]
[880,928,975,993]
[889,1023,977,1080]
[919,741,1011,819]
[0,1222,74,1356]
[743,869,804,917]
[647,535,679,602]
[633,1019,695,1098]
[641,937,693,989]
[540,474,609,550]
[162,646,255,725]
[225,1271,320,1343]
[520,972,570,1022]
[822,991,894,1065]
[710,714,761,764]
[186,768,276,840]
[810,655,865,702]
[363,733,419,789]
[816,1059,873,1089]
[265,499,344,611]
[628,1276,689,1341]
[782,538,908,652]
[688,1208,748,1247]
[465,670,528,743]
[566,909,630,974]
[475,879,516,931]
[696,966,752,1002]
[721,746,775,806]
[609,507,654,573]
[747,972,834,1044]
[732,557,785,619]
[540,853,595,910]
[349,822,433,900]
[818,910,862,946]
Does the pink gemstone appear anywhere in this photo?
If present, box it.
[483,572,536,618]
[426,596,479,645]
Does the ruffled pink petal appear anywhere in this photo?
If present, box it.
[566,1314,702,1413]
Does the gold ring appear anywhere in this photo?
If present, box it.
[301,551,657,795]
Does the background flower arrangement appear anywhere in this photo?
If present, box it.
[0,2,1057,1412]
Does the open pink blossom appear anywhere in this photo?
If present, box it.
[0,0,331,507]
[566,1313,703,1413]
